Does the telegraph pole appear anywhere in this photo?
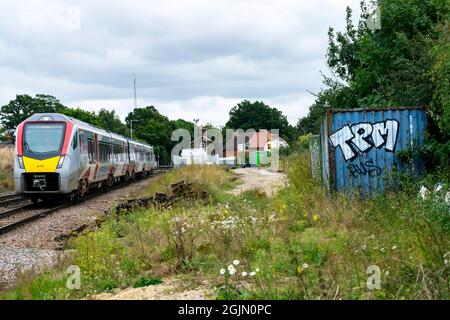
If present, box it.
[130,73,138,139]
[130,119,139,140]
[133,73,137,109]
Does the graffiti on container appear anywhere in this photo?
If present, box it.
[348,159,382,177]
[329,120,399,162]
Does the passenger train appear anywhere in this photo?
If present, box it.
[14,113,157,202]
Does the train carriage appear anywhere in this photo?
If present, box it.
[14,113,156,202]
[127,139,156,179]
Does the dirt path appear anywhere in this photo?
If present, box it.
[228,167,287,196]
[91,277,212,300]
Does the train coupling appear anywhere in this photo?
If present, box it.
[32,175,48,191]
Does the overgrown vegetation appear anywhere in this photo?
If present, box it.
[2,156,448,300]
[0,145,14,192]
[297,0,450,172]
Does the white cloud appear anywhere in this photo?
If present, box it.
[0,0,362,126]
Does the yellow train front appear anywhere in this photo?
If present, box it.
[14,113,156,202]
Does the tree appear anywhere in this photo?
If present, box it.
[0,94,134,140]
[98,109,129,136]
[429,18,450,139]
[297,0,450,164]
[59,107,100,127]
[125,106,175,164]
[0,94,64,137]
[170,119,195,138]
[225,100,295,142]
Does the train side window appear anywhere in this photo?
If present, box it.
[88,139,96,163]
[100,143,104,162]
[72,131,78,150]
[113,144,123,162]
[99,142,111,163]
[130,145,136,162]
[98,143,103,162]
[116,145,121,162]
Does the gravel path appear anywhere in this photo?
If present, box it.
[0,178,152,289]
[228,168,287,196]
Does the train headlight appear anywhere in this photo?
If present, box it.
[56,155,66,169]
[18,156,25,169]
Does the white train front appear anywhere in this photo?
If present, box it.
[14,113,156,202]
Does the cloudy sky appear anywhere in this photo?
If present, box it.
[0,0,362,126]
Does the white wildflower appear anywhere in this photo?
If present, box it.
[385,271,389,276]
[249,272,256,276]
[227,264,237,275]
[302,263,309,269]
[435,183,443,193]
[233,260,240,266]
[445,192,450,205]
[241,272,248,277]
[392,245,397,250]
[419,186,429,200]
[220,269,226,275]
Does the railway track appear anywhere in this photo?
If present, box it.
[0,166,173,236]
[0,202,69,235]
[0,193,26,207]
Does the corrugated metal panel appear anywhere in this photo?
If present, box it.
[321,107,427,195]
[309,135,321,181]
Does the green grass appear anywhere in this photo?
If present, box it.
[133,277,163,288]
[1,157,448,300]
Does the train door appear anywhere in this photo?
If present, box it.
[71,129,81,174]
[79,130,89,168]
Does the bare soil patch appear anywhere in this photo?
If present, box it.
[228,168,287,196]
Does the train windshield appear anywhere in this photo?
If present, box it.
[23,123,65,156]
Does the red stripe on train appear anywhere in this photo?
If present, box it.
[16,123,24,155]
[61,121,74,155]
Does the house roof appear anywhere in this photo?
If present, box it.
[224,130,273,150]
